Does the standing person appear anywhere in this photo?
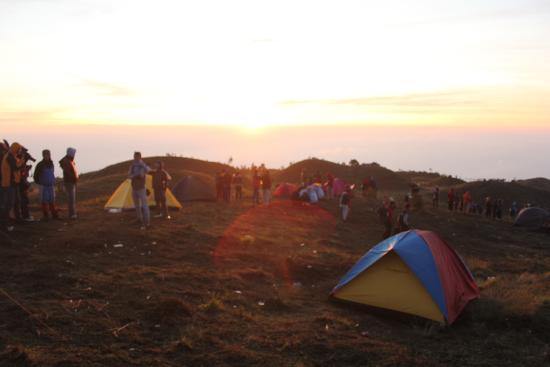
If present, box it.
[1,142,24,232]
[152,161,172,219]
[510,201,518,219]
[261,169,272,205]
[34,150,58,220]
[233,171,243,201]
[339,186,352,222]
[396,209,410,233]
[300,168,307,186]
[252,168,261,205]
[463,191,472,213]
[16,148,35,221]
[0,140,7,225]
[128,152,151,229]
[59,147,79,219]
[447,188,455,211]
[361,177,370,197]
[432,186,440,208]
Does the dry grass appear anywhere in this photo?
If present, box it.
[0,173,549,366]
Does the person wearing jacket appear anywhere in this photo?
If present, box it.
[59,147,78,219]
[252,168,260,205]
[129,152,151,229]
[233,171,243,201]
[34,150,58,220]
[339,186,352,222]
[152,161,172,219]
[1,142,24,231]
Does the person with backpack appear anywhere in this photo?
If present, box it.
[59,147,78,219]
[152,161,172,219]
[1,142,25,232]
[34,150,58,220]
[233,171,243,201]
[339,186,352,222]
[128,152,151,229]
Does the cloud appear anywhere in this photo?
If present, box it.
[81,79,133,97]
[280,90,477,109]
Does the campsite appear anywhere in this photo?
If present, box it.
[0,157,548,367]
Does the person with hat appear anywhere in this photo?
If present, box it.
[59,147,79,219]
[34,149,59,220]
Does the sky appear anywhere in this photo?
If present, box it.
[1,0,549,179]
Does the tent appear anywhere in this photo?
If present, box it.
[274,183,298,198]
[172,175,216,202]
[514,207,550,230]
[104,175,182,210]
[330,230,479,324]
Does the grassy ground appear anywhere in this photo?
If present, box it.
[0,190,549,366]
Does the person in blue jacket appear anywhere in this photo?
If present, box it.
[34,149,58,220]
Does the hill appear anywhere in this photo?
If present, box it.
[77,156,235,202]
[396,171,465,188]
[274,158,410,191]
[518,177,550,193]
[453,180,550,208]
[1,158,549,366]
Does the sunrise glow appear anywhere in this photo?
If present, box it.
[1,0,549,129]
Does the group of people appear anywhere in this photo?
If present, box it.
[215,170,243,202]
[434,187,520,220]
[128,152,173,229]
[0,140,78,232]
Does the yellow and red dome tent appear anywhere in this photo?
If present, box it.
[104,175,182,211]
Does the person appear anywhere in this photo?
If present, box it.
[128,152,151,229]
[16,147,35,221]
[447,188,455,211]
[379,197,396,239]
[1,142,25,232]
[152,161,172,219]
[252,168,261,205]
[339,186,352,222]
[396,208,410,233]
[432,186,440,208]
[510,201,518,219]
[261,169,272,205]
[463,191,472,213]
[233,171,243,201]
[0,140,7,224]
[326,172,334,199]
[59,147,78,219]
[34,150,58,220]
